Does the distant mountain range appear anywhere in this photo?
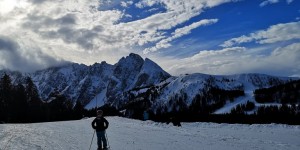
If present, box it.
[0,53,298,114]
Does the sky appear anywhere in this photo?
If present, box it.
[0,0,299,77]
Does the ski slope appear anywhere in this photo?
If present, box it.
[0,117,299,150]
[214,90,254,114]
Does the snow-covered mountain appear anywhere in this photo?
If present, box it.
[28,62,113,105]
[0,53,171,108]
[0,53,298,114]
[124,73,297,114]
[105,53,170,108]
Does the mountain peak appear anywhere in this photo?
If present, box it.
[117,53,144,66]
[129,53,142,59]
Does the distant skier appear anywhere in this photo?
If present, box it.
[92,110,109,150]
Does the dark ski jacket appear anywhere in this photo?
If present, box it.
[92,117,109,132]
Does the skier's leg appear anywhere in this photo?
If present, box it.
[96,132,103,150]
[100,131,108,149]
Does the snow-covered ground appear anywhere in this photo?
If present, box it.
[0,117,299,150]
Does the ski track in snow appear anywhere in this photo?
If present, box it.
[0,117,299,150]
[214,90,254,114]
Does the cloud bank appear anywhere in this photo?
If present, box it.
[221,21,300,47]
[158,20,300,77]
[0,0,236,72]
[0,36,66,72]
[0,0,299,77]
[162,43,300,77]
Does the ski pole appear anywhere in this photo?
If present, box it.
[89,130,96,150]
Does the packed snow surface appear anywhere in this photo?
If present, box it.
[0,117,299,150]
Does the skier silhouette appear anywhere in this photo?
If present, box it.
[91,110,109,150]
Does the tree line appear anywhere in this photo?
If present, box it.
[254,79,300,103]
[149,103,300,125]
[0,73,86,123]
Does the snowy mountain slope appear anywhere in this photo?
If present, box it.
[31,62,114,105]
[0,117,299,150]
[0,54,298,114]
[104,53,171,107]
[212,74,293,114]
[127,73,297,114]
[0,53,171,108]
[85,88,107,110]
[106,53,145,98]
[0,70,26,85]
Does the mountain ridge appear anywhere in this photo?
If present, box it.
[0,53,298,115]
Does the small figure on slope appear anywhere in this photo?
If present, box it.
[92,110,109,150]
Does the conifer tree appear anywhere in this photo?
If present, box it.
[13,84,28,122]
[25,77,42,122]
[0,73,13,122]
[73,100,84,119]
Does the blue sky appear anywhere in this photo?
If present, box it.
[0,0,299,77]
[155,0,300,59]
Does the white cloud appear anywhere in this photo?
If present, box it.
[143,19,219,53]
[160,43,300,77]
[135,0,161,8]
[0,0,298,77]
[259,0,294,6]
[221,21,300,47]
[120,1,133,8]
[0,0,30,14]
[0,36,66,72]
[0,0,238,72]
[259,0,279,7]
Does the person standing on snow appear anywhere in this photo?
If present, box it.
[92,110,109,150]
